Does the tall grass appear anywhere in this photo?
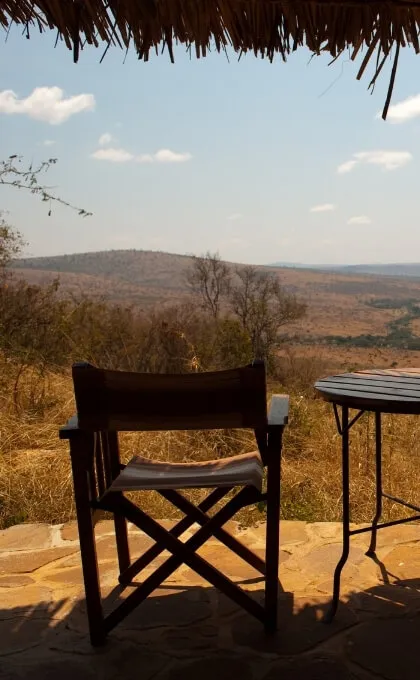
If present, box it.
[1,353,420,528]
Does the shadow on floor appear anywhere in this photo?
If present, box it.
[1,561,420,679]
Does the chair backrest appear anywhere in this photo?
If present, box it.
[72,362,268,431]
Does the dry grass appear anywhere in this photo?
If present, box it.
[278,343,420,373]
[283,396,420,522]
[1,351,420,529]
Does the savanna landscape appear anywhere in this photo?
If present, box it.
[3,243,420,530]
[4,1,420,674]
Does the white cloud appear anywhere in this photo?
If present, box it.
[355,151,412,170]
[43,139,55,146]
[309,203,335,213]
[337,150,412,173]
[137,149,192,164]
[0,86,95,124]
[347,215,372,225]
[98,132,114,146]
[227,213,243,221]
[91,147,134,163]
[380,94,420,123]
[91,145,192,165]
[337,160,358,174]
[154,149,192,163]
[137,154,154,164]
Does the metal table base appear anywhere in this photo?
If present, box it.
[325,404,420,623]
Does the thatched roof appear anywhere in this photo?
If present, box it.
[1,1,419,118]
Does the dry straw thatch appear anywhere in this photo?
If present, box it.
[2,1,420,116]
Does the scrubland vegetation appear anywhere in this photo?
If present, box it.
[1,244,420,530]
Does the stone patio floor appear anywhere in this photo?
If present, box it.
[1,519,420,679]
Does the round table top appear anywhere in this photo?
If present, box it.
[314,368,420,415]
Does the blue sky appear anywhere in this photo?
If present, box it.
[1,27,420,265]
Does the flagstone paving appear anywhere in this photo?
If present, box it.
[1,520,420,679]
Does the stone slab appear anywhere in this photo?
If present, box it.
[350,583,420,617]
[0,524,53,552]
[43,563,121,587]
[285,543,366,580]
[263,654,356,680]
[0,575,34,588]
[0,584,55,622]
[0,656,99,680]
[347,617,420,680]
[382,543,420,583]
[353,523,420,550]
[178,546,289,587]
[61,520,116,542]
[231,594,358,655]
[232,521,308,549]
[196,546,267,580]
[280,521,308,545]
[160,656,256,680]
[95,533,155,562]
[0,546,78,574]
[115,586,213,631]
[0,618,56,656]
[308,522,343,540]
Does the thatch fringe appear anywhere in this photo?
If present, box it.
[2,1,420,117]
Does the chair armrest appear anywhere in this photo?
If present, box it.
[267,395,289,427]
[59,415,80,439]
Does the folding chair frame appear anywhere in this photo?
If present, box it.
[62,417,285,646]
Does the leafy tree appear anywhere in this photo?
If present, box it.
[0,213,25,275]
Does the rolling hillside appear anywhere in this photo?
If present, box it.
[11,249,420,342]
[335,263,420,277]
[272,261,420,278]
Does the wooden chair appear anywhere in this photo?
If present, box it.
[60,361,289,646]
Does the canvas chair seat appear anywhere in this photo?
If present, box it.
[110,451,263,492]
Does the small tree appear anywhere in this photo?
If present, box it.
[0,213,25,276]
[186,251,231,319]
[229,265,306,365]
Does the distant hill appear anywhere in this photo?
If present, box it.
[12,250,194,307]
[336,264,420,278]
[271,261,420,278]
[14,249,191,290]
[10,249,420,344]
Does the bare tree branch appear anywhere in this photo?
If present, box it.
[229,265,306,362]
[0,155,92,217]
[186,251,231,319]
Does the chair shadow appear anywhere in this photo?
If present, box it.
[2,554,420,680]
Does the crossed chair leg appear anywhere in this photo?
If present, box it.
[74,478,281,646]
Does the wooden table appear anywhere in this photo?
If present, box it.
[314,368,420,621]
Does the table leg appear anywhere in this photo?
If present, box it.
[366,412,383,556]
[324,405,350,623]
